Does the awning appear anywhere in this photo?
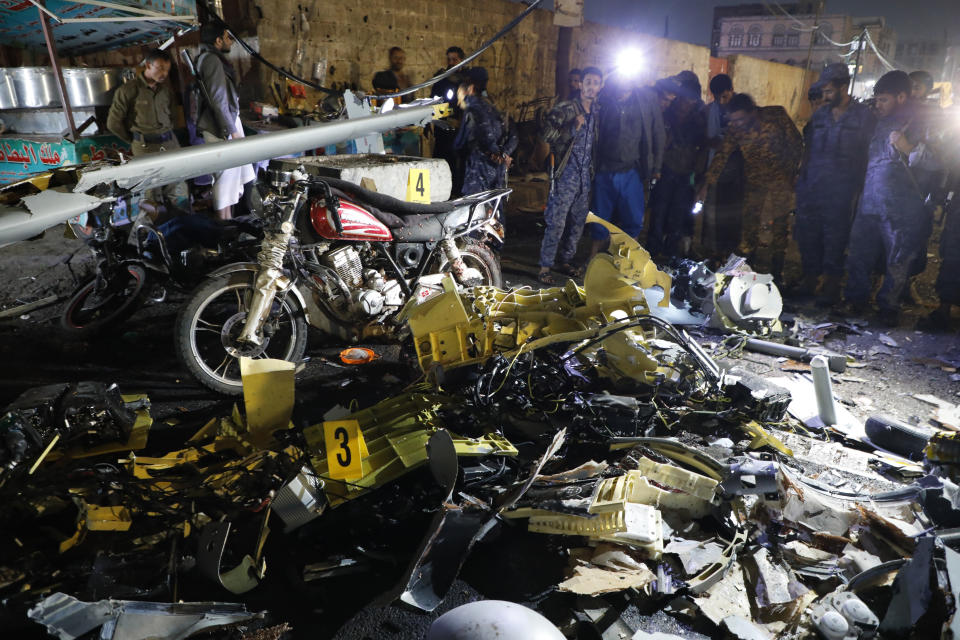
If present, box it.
[0,0,197,55]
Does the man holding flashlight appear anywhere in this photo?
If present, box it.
[697,93,802,281]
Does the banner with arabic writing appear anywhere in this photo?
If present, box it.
[0,135,130,185]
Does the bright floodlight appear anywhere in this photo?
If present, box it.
[381,97,395,113]
[616,48,643,77]
[446,89,454,100]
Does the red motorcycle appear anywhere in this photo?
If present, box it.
[175,167,508,394]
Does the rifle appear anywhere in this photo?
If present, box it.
[180,50,229,140]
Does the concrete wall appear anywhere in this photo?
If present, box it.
[568,22,713,100]
[726,54,813,121]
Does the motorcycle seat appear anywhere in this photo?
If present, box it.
[321,177,458,218]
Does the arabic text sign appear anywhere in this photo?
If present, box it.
[0,135,130,184]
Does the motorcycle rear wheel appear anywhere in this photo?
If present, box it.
[175,271,308,395]
[61,263,148,338]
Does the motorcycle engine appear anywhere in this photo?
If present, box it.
[323,246,364,288]
[318,245,402,319]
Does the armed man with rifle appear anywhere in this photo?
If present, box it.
[194,22,254,220]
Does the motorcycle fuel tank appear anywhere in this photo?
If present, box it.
[309,199,393,242]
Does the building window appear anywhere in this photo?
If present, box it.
[728,25,744,48]
[787,33,799,47]
[748,25,762,47]
[772,24,786,47]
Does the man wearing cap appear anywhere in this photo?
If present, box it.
[454,68,514,196]
[794,63,876,304]
[697,93,802,280]
[586,71,665,262]
[647,73,707,259]
[107,48,189,212]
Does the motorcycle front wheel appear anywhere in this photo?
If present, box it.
[61,263,148,338]
[175,271,308,395]
[435,238,503,288]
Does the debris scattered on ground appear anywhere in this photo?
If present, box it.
[3,217,959,639]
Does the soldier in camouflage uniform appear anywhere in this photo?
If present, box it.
[454,68,514,196]
[537,67,602,284]
[107,48,188,212]
[699,93,802,279]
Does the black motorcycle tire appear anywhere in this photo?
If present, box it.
[437,239,503,288]
[175,271,309,396]
[60,263,148,338]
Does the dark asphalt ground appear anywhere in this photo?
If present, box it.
[0,208,957,639]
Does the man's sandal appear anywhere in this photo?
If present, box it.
[537,270,558,285]
[555,263,584,278]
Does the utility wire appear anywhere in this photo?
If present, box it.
[864,28,898,71]
[367,0,544,99]
[196,0,543,100]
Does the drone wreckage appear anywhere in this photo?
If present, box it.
[2,216,960,640]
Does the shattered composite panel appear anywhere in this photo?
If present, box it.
[2,214,960,638]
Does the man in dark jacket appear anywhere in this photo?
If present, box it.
[536,66,602,283]
[454,68,515,196]
[647,74,707,259]
[794,63,876,304]
[196,23,254,220]
[701,73,744,259]
[587,72,666,261]
[843,71,927,324]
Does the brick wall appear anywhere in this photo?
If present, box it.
[253,0,558,114]
[20,0,816,124]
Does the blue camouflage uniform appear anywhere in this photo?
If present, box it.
[938,198,960,306]
[935,125,960,307]
[794,101,875,278]
[844,107,926,312]
[539,101,597,269]
[455,95,507,195]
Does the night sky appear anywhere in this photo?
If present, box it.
[577,0,960,48]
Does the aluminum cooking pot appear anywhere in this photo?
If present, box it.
[63,68,122,107]
[9,67,58,108]
[0,69,17,109]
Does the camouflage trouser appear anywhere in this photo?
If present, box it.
[131,137,190,210]
[741,179,794,275]
[539,171,590,268]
